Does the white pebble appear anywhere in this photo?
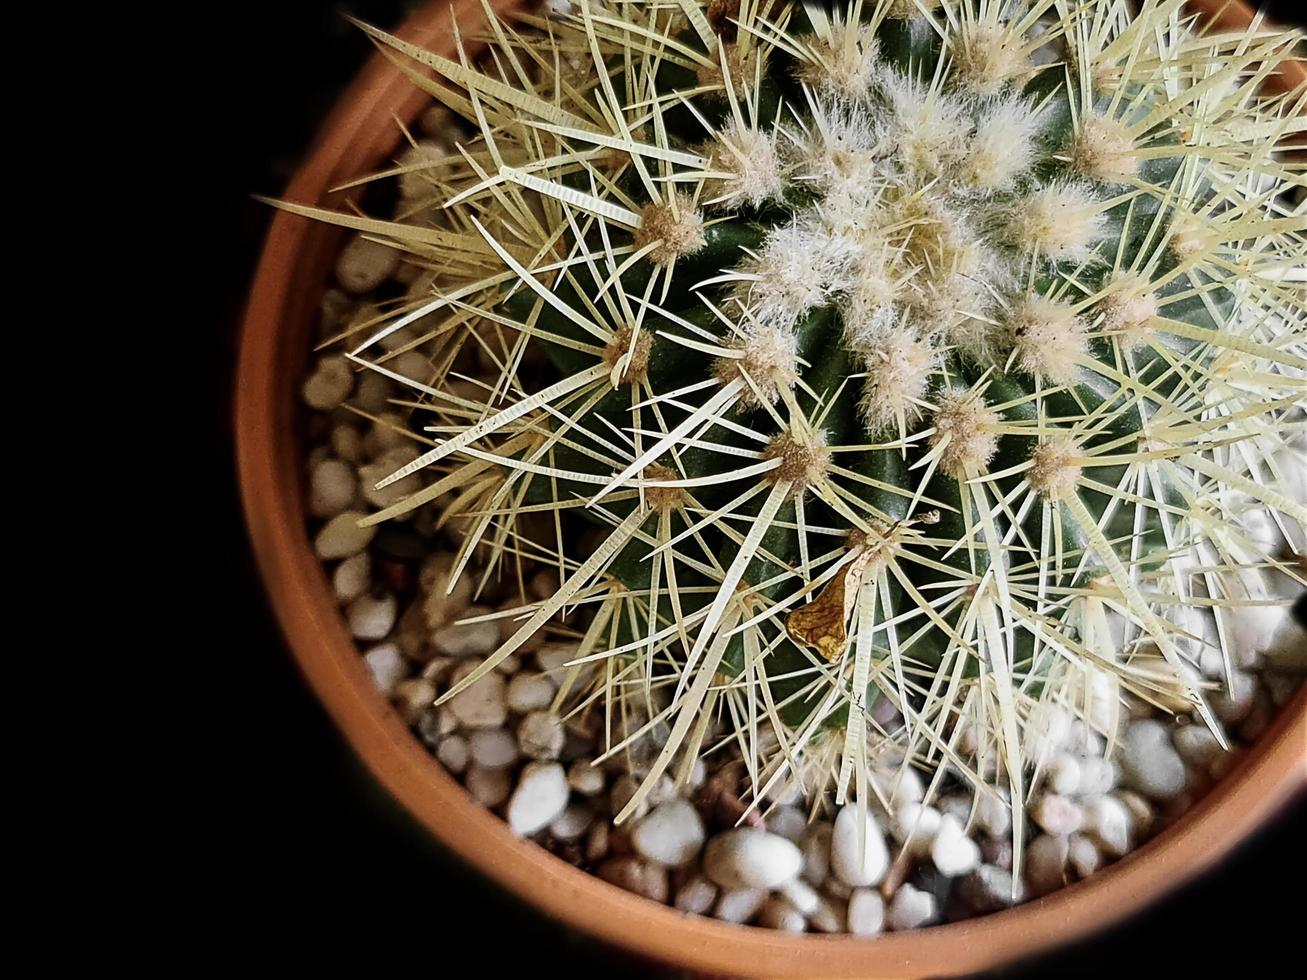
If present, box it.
[702,829,804,890]
[465,764,510,808]
[507,671,555,713]
[1076,756,1117,797]
[336,234,399,294]
[446,663,508,729]
[330,424,362,463]
[766,805,807,842]
[1025,834,1070,897]
[1067,834,1102,878]
[891,801,941,858]
[567,758,606,797]
[314,510,375,560]
[975,789,1011,838]
[1030,793,1084,837]
[436,734,469,774]
[886,884,937,931]
[930,813,981,878]
[332,552,371,604]
[830,805,890,887]
[309,458,357,518]
[517,711,565,760]
[808,893,847,933]
[1172,724,1223,769]
[1045,753,1081,796]
[673,874,718,915]
[467,728,518,769]
[391,677,434,724]
[549,803,594,841]
[358,449,420,510]
[713,887,769,924]
[758,896,806,933]
[799,823,832,886]
[507,761,569,836]
[1120,719,1186,801]
[348,593,397,641]
[302,355,353,410]
[432,609,500,658]
[847,888,885,936]
[362,642,406,694]
[777,877,821,916]
[1083,795,1132,858]
[632,799,706,868]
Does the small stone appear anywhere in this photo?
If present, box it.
[535,642,580,674]
[549,803,594,841]
[1209,746,1244,781]
[436,734,469,774]
[432,609,500,658]
[808,893,847,933]
[597,857,669,903]
[391,677,434,724]
[337,233,400,293]
[505,671,555,715]
[348,593,397,641]
[1030,793,1084,837]
[713,887,769,924]
[1083,795,1132,857]
[632,799,706,868]
[799,822,832,886]
[1172,723,1223,769]
[507,761,569,836]
[609,774,650,822]
[825,877,853,900]
[767,805,807,842]
[974,789,1011,838]
[702,829,804,890]
[567,758,606,797]
[362,642,406,695]
[466,764,510,808]
[584,821,611,864]
[416,706,456,747]
[1212,669,1257,725]
[673,874,718,915]
[302,355,353,410]
[979,835,1013,871]
[830,805,890,887]
[330,424,362,463]
[1263,615,1307,672]
[1076,756,1117,797]
[758,896,806,933]
[446,663,508,729]
[891,801,941,858]
[517,711,566,760]
[1120,719,1187,801]
[777,877,821,916]
[886,883,937,931]
[309,458,358,518]
[1114,789,1155,840]
[930,813,981,878]
[1067,833,1102,878]
[333,552,371,604]
[1023,701,1071,764]
[1024,834,1070,897]
[467,728,518,769]
[314,511,375,559]
[958,865,1023,912]
[847,887,885,936]
[1045,753,1081,796]
[358,448,420,510]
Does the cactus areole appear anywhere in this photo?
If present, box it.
[284,1,1306,837]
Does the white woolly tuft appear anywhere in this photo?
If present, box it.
[796,14,881,100]
[879,69,973,182]
[731,222,857,330]
[1002,181,1106,265]
[956,96,1046,192]
[703,121,787,210]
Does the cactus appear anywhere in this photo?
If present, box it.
[281,0,1305,871]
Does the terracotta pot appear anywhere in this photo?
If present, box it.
[237,3,1306,976]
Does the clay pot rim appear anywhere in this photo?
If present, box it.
[236,3,1307,976]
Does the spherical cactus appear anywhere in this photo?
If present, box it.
[283,0,1305,869]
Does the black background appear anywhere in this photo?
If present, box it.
[202,3,1305,974]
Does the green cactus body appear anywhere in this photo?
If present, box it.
[294,1,1306,834]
